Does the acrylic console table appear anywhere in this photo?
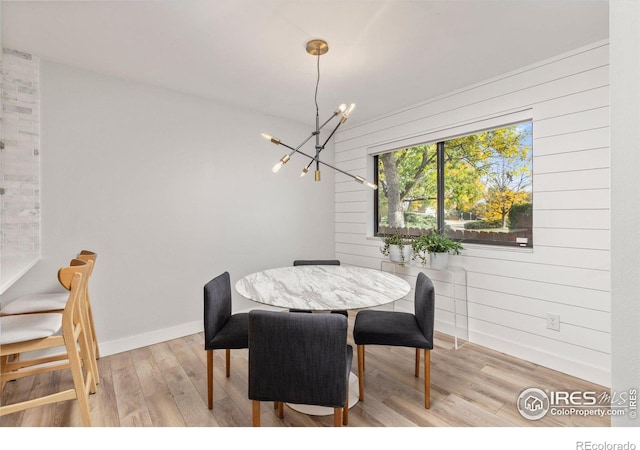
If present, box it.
[381,260,469,349]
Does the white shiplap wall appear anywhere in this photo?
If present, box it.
[333,41,610,387]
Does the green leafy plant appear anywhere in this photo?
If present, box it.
[411,232,464,266]
[380,229,414,266]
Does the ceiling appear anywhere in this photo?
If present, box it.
[1,0,609,126]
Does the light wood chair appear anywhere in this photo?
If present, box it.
[0,249,97,318]
[1,250,100,380]
[77,250,100,360]
[0,259,96,426]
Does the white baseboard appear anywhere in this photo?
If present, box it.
[97,306,261,357]
[469,329,611,388]
[433,319,610,387]
[98,320,203,357]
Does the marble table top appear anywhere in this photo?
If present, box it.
[235,265,411,311]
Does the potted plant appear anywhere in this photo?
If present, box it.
[380,229,414,266]
[411,232,463,269]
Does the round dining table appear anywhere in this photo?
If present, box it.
[235,264,411,311]
[235,264,411,415]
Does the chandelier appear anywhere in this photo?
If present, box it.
[261,39,378,190]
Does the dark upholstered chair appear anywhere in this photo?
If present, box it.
[293,259,341,267]
[291,260,348,317]
[204,272,249,409]
[353,272,435,408]
[248,310,353,426]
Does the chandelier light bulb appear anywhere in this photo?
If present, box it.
[300,167,309,177]
[272,154,291,173]
[340,103,356,123]
[355,175,378,190]
[334,104,347,115]
[365,181,379,190]
[344,103,356,116]
[261,133,281,145]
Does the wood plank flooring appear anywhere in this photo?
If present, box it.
[1,313,611,427]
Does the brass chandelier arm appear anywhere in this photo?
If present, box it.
[270,122,377,189]
[278,143,377,189]
[319,109,343,131]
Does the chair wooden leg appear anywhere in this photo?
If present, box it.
[77,323,98,394]
[225,349,230,377]
[277,401,284,418]
[424,349,431,409]
[66,334,92,426]
[415,348,420,377]
[252,400,261,426]
[82,307,100,385]
[362,345,365,372]
[207,350,213,409]
[334,408,343,427]
[0,355,8,395]
[343,382,349,425]
[87,300,100,359]
[357,345,365,402]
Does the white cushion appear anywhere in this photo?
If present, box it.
[0,313,63,345]
[1,292,68,315]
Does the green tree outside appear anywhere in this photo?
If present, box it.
[377,123,532,241]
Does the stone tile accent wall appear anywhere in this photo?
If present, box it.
[1,48,40,257]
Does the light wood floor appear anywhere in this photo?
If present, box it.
[1,313,610,427]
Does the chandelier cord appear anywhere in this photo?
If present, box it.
[314,49,320,118]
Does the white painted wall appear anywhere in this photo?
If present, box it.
[334,41,611,386]
[2,61,336,356]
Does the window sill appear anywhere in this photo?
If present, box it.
[460,242,534,254]
[366,235,534,254]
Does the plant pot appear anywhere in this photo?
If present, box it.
[389,244,412,265]
[429,252,449,269]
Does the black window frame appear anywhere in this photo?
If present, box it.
[374,123,533,248]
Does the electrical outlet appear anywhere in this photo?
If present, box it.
[546,313,560,331]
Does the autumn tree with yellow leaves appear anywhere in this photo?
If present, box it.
[378,123,531,233]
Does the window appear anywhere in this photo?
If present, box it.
[375,122,533,247]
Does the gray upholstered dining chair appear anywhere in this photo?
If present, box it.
[353,272,435,408]
[290,259,348,317]
[204,271,249,409]
[293,259,341,267]
[248,310,353,426]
